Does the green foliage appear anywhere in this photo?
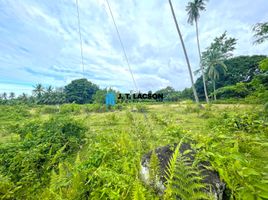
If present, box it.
[83,104,106,113]
[155,86,181,102]
[164,142,209,200]
[64,78,99,104]
[41,154,88,200]
[92,89,107,104]
[60,104,81,114]
[183,104,201,114]
[215,82,250,99]
[203,110,268,199]
[0,105,31,121]
[252,22,268,44]
[149,150,160,188]
[0,103,267,199]
[132,180,146,200]
[221,112,267,134]
[201,32,237,100]
[0,174,17,200]
[0,117,86,198]
[259,58,268,71]
[136,103,148,113]
[195,55,267,100]
[105,113,118,125]
[186,0,207,25]
[93,88,118,105]
[40,105,59,114]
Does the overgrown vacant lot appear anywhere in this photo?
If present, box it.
[0,103,267,199]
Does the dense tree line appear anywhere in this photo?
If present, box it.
[1,55,267,105]
[0,79,99,105]
[195,55,268,100]
[155,55,268,102]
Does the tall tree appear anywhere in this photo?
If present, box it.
[2,92,7,100]
[252,22,268,45]
[202,32,237,100]
[9,92,15,99]
[20,93,28,102]
[46,86,53,93]
[203,49,227,100]
[186,0,209,103]
[168,0,199,103]
[33,84,44,98]
[65,78,99,104]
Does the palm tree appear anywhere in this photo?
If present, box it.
[33,84,44,98]
[9,92,15,99]
[168,0,199,103]
[47,85,53,93]
[2,92,7,100]
[252,22,268,45]
[202,48,227,100]
[21,93,28,102]
[22,93,27,99]
[186,0,209,103]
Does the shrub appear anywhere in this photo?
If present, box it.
[0,105,31,121]
[0,117,86,198]
[115,104,124,111]
[183,104,201,114]
[215,82,250,99]
[136,104,148,113]
[60,104,81,114]
[83,104,107,113]
[40,105,59,114]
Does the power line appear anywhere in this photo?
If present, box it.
[105,0,138,92]
[75,0,85,77]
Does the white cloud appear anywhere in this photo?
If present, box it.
[0,0,267,95]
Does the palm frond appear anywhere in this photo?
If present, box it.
[132,180,146,200]
[163,140,210,200]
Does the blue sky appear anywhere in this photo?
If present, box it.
[0,0,267,95]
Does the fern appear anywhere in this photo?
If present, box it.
[164,141,210,200]
[44,154,86,199]
[132,180,146,200]
[149,150,160,188]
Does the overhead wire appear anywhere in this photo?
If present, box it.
[105,0,138,92]
[75,0,85,77]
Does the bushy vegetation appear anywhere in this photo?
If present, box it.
[0,1,267,199]
[0,102,267,199]
[0,116,86,199]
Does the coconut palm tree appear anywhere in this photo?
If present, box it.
[47,85,53,93]
[9,92,15,99]
[168,0,199,103]
[186,0,209,103]
[2,92,7,100]
[202,48,227,100]
[252,22,268,45]
[33,84,44,98]
[21,93,28,102]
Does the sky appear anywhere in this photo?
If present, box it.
[0,0,267,95]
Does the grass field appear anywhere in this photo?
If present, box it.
[0,102,267,199]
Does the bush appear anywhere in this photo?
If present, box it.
[83,104,107,113]
[215,82,250,99]
[60,104,81,114]
[183,104,201,114]
[0,117,86,198]
[40,105,59,114]
[136,104,148,112]
[114,103,124,111]
[0,105,31,121]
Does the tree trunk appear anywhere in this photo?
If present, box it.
[195,18,209,103]
[213,80,217,101]
[168,0,199,104]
